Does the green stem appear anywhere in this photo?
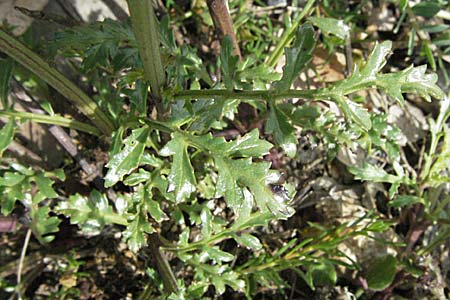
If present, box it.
[172,88,327,101]
[420,97,450,182]
[0,29,114,136]
[127,0,166,115]
[266,0,316,68]
[162,230,232,253]
[0,110,102,136]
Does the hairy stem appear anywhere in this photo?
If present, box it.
[127,0,166,116]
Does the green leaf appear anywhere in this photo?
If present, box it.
[160,132,197,203]
[223,158,294,218]
[349,163,407,184]
[412,1,442,18]
[362,41,392,79]
[189,98,239,133]
[220,35,239,89]
[233,213,276,233]
[265,102,297,157]
[0,172,25,187]
[105,126,150,187]
[34,173,58,199]
[200,206,213,239]
[110,126,125,157]
[366,254,397,291]
[335,96,372,130]
[202,264,244,294]
[123,168,152,186]
[388,195,425,208]
[309,17,350,40]
[337,41,443,103]
[0,119,16,157]
[1,185,23,215]
[429,125,450,186]
[204,246,234,263]
[234,233,262,250]
[140,152,164,168]
[214,156,245,213]
[380,65,444,103]
[433,32,450,47]
[56,190,127,234]
[123,210,154,252]
[420,24,450,33]
[146,197,167,222]
[30,206,61,244]
[10,162,34,176]
[307,260,337,286]
[193,128,273,158]
[121,184,159,252]
[273,24,315,91]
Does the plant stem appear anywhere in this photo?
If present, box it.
[0,29,114,136]
[172,88,328,101]
[148,234,179,294]
[207,0,242,59]
[16,228,32,300]
[127,0,166,116]
[0,110,102,136]
[420,96,450,183]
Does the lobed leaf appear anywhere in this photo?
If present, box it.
[349,163,406,184]
[273,24,315,91]
[34,173,58,199]
[220,36,239,90]
[123,211,154,252]
[379,65,445,103]
[160,132,197,203]
[30,206,61,244]
[189,98,239,133]
[335,96,372,130]
[56,190,127,235]
[105,126,150,187]
[204,246,235,263]
[309,17,350,40]
[332,41,444,105]
[265,102,297,157]
[234,233,262,250]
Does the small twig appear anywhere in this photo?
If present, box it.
[16,228,32,300]
[207,0,242,60]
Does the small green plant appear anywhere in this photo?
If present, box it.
[0,0,448,299]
